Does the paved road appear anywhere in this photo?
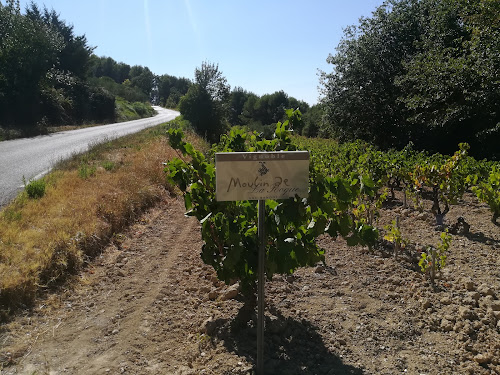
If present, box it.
[0,106,179,207]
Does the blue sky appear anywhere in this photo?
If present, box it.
[18,0,385,105]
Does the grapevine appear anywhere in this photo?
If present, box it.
[469,166,500,226]
[165,110,379,296]
[418,231,452,284]
[383,218,409,259]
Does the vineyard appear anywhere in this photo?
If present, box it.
[160,112,500,373]
[166,110,500,293]
[1,114,499,374]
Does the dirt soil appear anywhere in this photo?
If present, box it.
[1,191,499,375]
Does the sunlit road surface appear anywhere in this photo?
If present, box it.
[0,107,179,207]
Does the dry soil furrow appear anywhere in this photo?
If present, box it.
[3,197,199,374]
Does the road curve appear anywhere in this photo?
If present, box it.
[0,106,179,207]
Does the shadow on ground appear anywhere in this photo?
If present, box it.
[212,303,364,375]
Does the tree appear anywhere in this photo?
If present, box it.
[89,55,131,83]
[320,0,423,149]
[288,97,310,115]
[130,65,155,99]
[179,61,230,141]
[320,0,500,159]
[25,4,94,79]
[194,61,230,103]
[238,92,260,127]
[228,86,251,126]
[0,2,117,129]
[395,0,500,158]
[179,85,220,135]
[256,91,289,125]
[0,2,63,126]
[158,74,191,107]
[302,104,323,137]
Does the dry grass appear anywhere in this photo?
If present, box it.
[0,121,208,318]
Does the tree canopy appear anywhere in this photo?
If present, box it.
[179,62,230,142]
[0,1,114,129]
[157,74,191,108]
[320,0,500,159]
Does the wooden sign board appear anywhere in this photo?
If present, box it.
[215,151,309,201]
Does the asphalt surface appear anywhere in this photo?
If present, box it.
[0,106,179,207]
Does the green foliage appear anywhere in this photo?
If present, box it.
[419,231,452,284]
[302,104,323,137]
[132,101,152,117]
[320,0,500,159]
[89,55,131,84]
[295,136,494,223]
[0,3,64,126]
[228,87,252,126]
[115,97,154,122]
[25,3,94,79]
[40,71,116,126]
[469,166,500,225]
[157,74,191,108]
[285,108,303,134]
[320,0,421,148]
[396,0,500,158]
[412,143,470,221]
[90,76,148,103]
[194,61,230,103]
[179,62,230,142]
[129,65,155,99]
[384,219,408,258]
[101,160,116,171]
[236,90,310,133]
[23,178,46,199]
[165,111,379,294]
[78,163,97,179]
[0,2,114,130]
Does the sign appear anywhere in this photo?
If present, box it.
[215,151,309,201]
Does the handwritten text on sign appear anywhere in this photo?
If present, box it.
[215,151,309,201]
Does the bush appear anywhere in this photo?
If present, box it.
[115,97,154,122]
[91,76,149,103]
[24,178,46,199]
[41,70,115,126]
[78,163,97,179]
[132,102,154,117]
[89,86,115,123]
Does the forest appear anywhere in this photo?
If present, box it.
[1,0,498,160]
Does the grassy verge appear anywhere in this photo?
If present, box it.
[0,117,206,319]
[115,97,156,122]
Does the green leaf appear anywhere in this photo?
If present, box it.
[346,236,359,246]
[184,192,192,211]
[339,213,352,237]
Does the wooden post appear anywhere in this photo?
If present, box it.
[257,200,265,375]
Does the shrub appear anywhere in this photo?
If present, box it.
[78,163,97,179]
[24,178,46,199]
[102,160,116,171]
